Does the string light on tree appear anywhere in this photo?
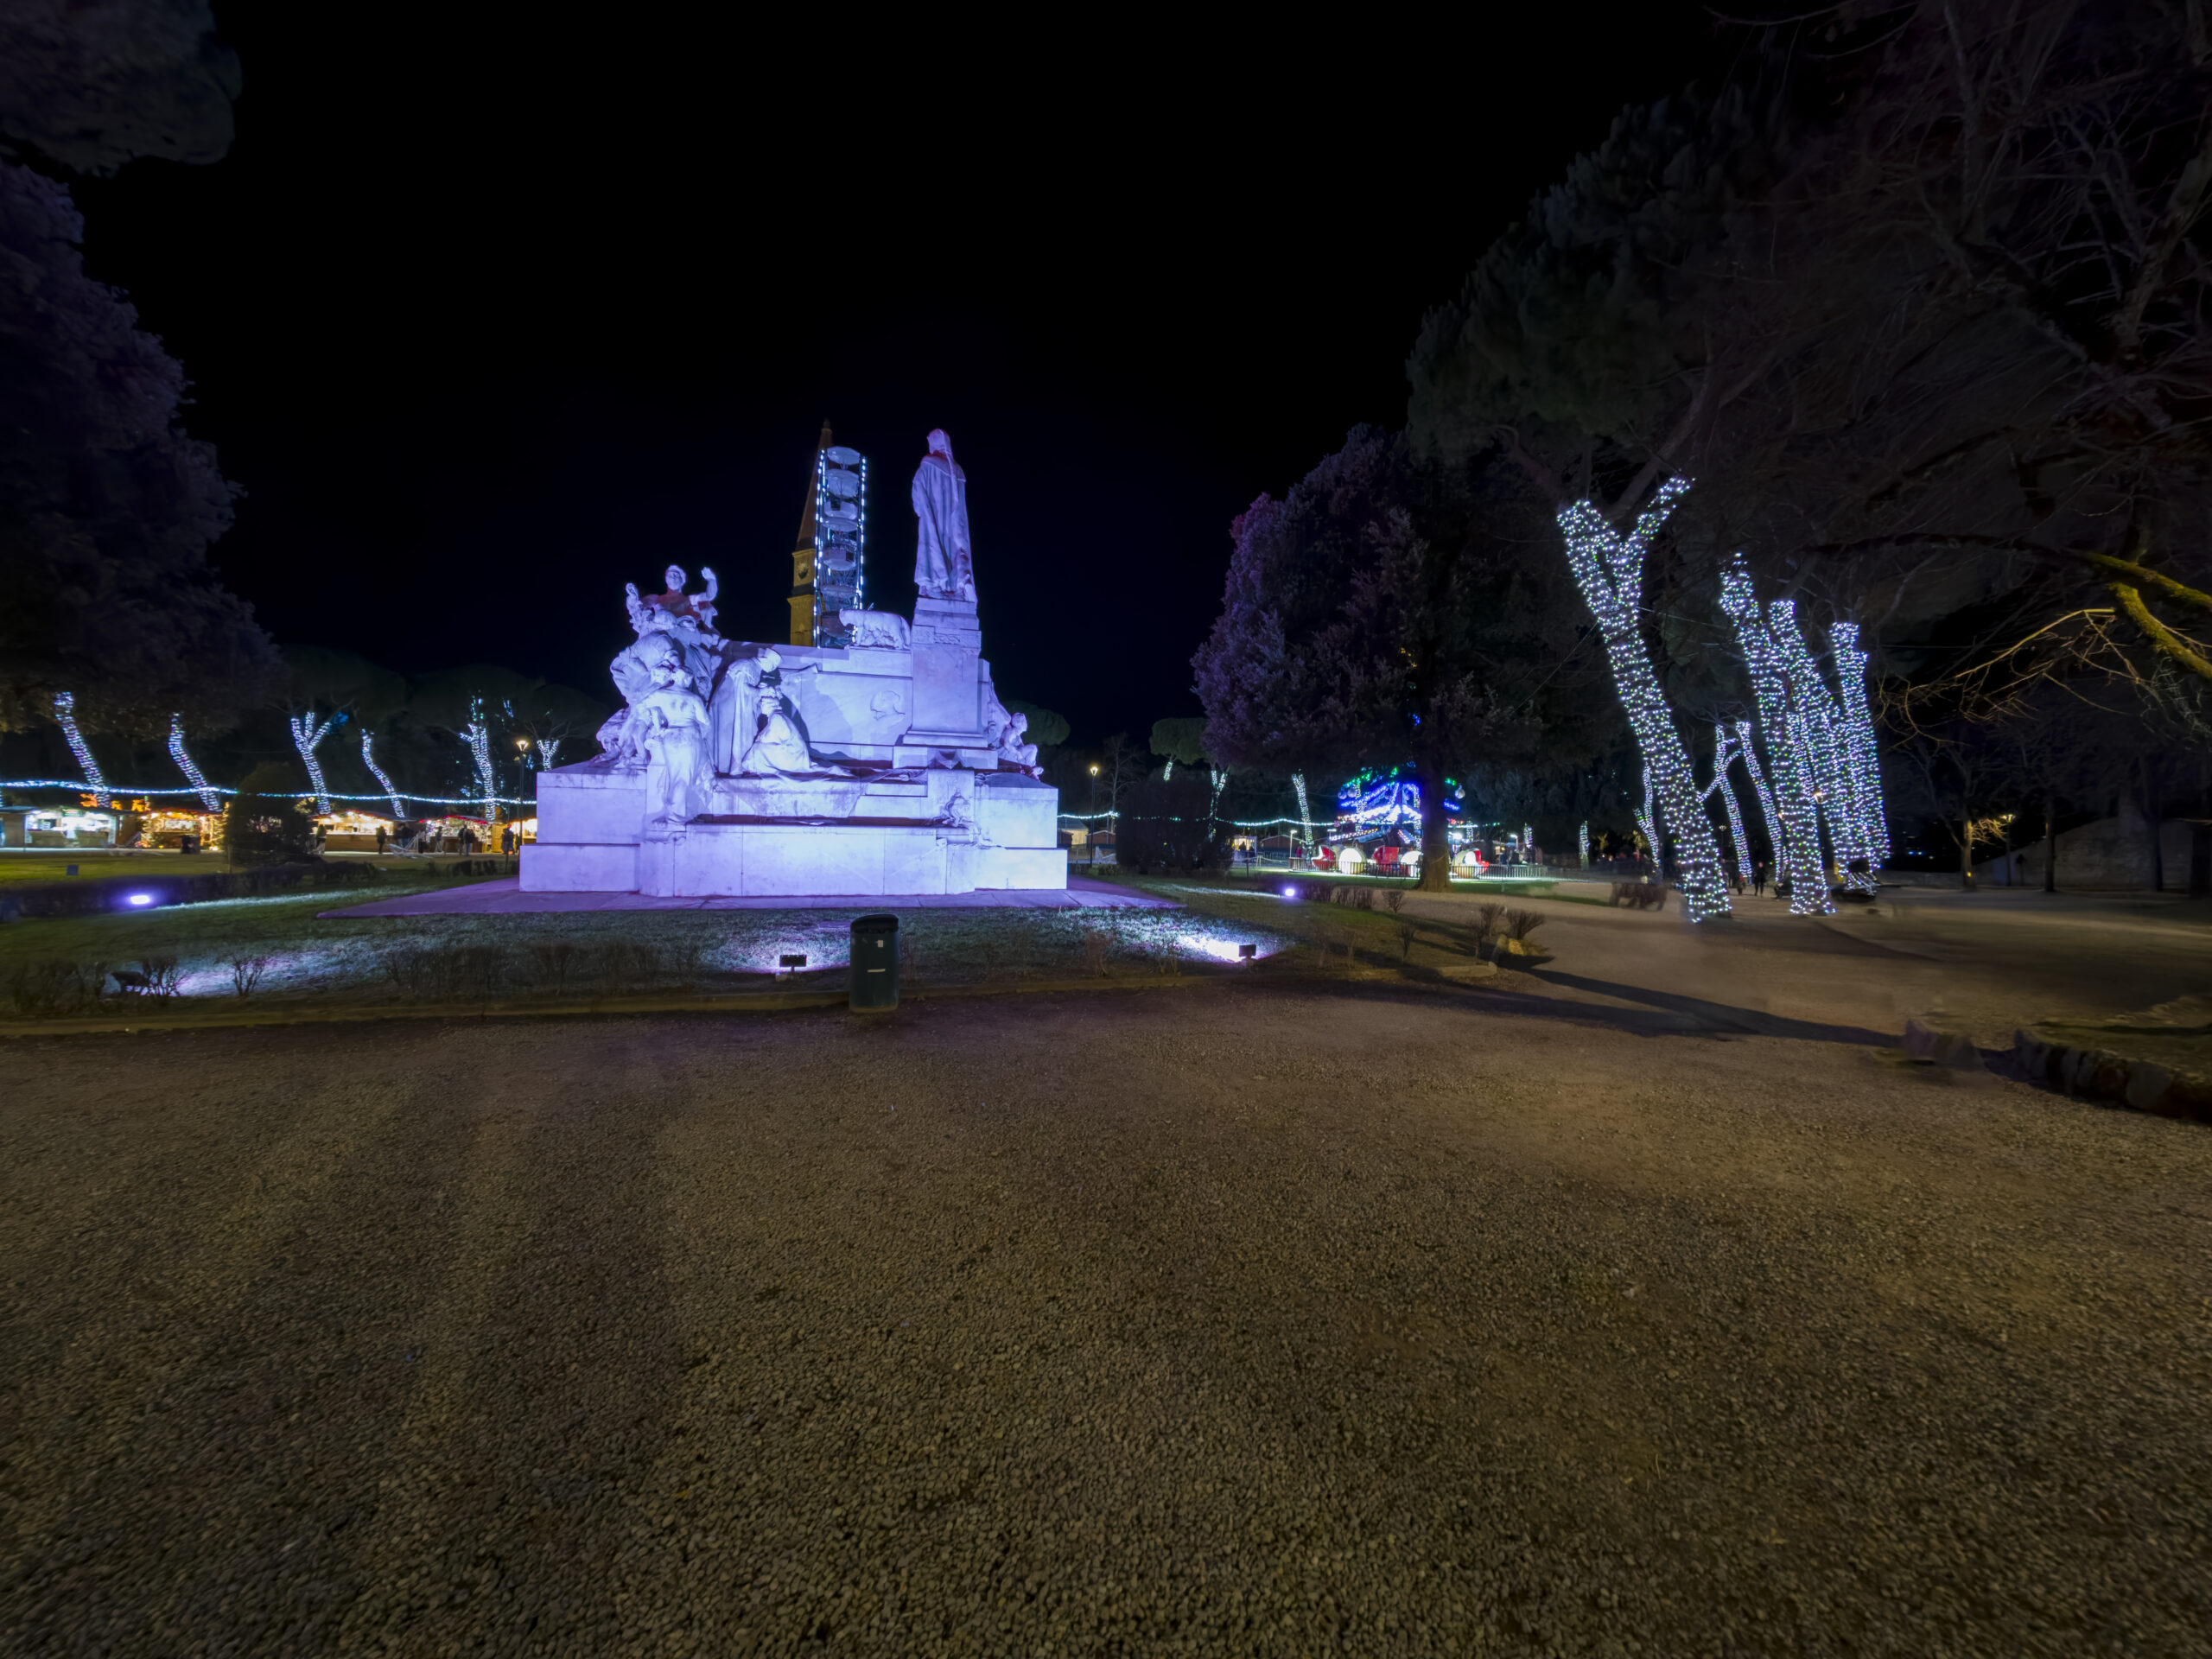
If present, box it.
[1557,479,1732,920]
[1703,725,1755,883]
[359,728,405,819]
[168,713,221,810]
[51,692,110,806]
[464,698,497,821]
[287,709,346,816]
[1770,599,1881,894]
[1731,718,1786,877]
[1827,621,1890,887]
[1719,556,1834,915]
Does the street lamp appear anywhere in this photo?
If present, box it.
[1089,763,1100,817]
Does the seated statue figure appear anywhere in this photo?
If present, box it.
[632,656,712,834]
[738,689,849,779]
[1001,710,1040,776]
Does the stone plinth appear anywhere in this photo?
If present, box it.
[898,596,991,764]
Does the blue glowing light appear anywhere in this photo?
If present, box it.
[1334,767,1463,828]
[127,893,154,907]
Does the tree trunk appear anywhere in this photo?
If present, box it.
[1416,756,1453,892]
[2191,786,2212,899]
[2043,792,2057,893]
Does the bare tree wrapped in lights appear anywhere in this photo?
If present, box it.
[168,712,221,810]
[286,709,346,816]
[1719,559,1833,913]
[1555,481,1732,920]
[51,691,109,805]
[1731,717,1786,878]
[464,697,498,822]
[359,727,404,819]
[1704,725,1755,885]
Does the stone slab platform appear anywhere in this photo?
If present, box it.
[321,876,1175,919]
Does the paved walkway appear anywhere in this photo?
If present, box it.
[320,875,1176,918]
[1402,881,2212,1046]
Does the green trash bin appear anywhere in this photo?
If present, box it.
[849,912,899,1011]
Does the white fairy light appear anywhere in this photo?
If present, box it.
[1732,718,1786,874]
[463,697,497,821]
[1827,621,1890,886]
[1558,480,1732,920]
[1771,600,1879,894]
[536,736,562,771]
[359,728,405,818]
[1703,726,1755,883]
[287,709,346,816]
[168,713,221,810]
[52,692,110,806]
[1719,557,1834,915]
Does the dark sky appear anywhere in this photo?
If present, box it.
[73,8,1733,746]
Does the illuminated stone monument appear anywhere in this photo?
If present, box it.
[522,430,1066,897]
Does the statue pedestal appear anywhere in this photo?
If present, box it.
[896,595,995,766]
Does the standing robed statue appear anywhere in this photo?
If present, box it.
[912,429,975,601]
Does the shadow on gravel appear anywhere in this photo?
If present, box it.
[1261,970,1891,1046]
[1517,969,1892,1045]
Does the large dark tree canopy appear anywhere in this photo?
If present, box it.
[0,162,275,736]
[1193,427,1596,882]
[1410,0,2212,684]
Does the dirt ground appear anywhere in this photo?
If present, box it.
[3,956,2209,1656]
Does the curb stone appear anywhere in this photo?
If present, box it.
[2012,1027,2212,1123]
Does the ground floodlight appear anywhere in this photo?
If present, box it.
[779,953,808,975]
[1238,943,1257,960]
[127,893,154,907]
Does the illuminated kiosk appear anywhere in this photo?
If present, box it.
[523,430,1066,898]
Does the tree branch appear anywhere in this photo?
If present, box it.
[2113,109,2212,354]
[2109,581,2212,682]
[2088,553,2212,613]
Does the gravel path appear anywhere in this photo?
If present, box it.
[3,982,2209,1656]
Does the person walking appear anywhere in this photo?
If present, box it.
[459,825,478,857]
[1752,859,1768,897]
[374,825,388,855]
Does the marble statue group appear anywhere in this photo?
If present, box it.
[522,431,1065,897]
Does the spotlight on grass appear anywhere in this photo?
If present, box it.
[1281,885,1300,900]
[126,893,155,907]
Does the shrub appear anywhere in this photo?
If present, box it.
[1396,920,1417,958]
[382,945,433,998]
[224,764,317,868]
[1382,888,1407,915]
[1505,908,1547,942]
[1079,926,1110,977]
[230,955,273,997]
[137,955,182,998]
[1474,900,1506,939]
[527,939,579,993]
[8,959,103,1015]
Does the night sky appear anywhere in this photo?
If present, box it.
[71,9,1731,745]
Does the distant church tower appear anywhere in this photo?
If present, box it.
[787,421,832,646]
[787,420,868,648]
